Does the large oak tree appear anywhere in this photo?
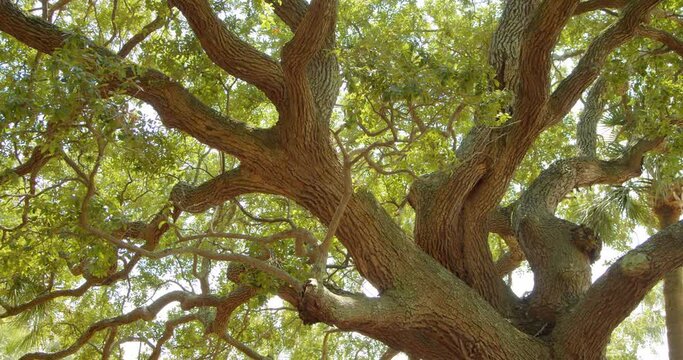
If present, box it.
[1,0,682,358]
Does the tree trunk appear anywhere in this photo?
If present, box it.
[666,268,683,360]
[2,1,682,359]
[656,203,683,360]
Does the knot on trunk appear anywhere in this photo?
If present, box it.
[406,171,447,210]
[298,279,326,325]
[571,224,601,264]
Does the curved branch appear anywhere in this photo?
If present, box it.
[19,291,212,360]
[170,167,281,213]
[549,0,662,121]
[487,206,515,238]
[208,285,259,334]
[1,281,92,319]
[265,0,308,31]
[282,0,337,74]
[524,138,662,216]
[0,147,53,186]
[170,0,285,105]
[0,108,72,186]
[86,223,303,290]
[637,25,683,58]
[380,348,400,360]
[553,220,683,358]
[512,137,662,321]
[117,12,168,58]
[101,327,117,360]
[219,333,271,360]
[515,0,579,128]
[495,235,525,277]
[1,245,145,319]
[1,167,240,319]
[574,0,627,15]
[148,314,198,360]
[5,162,284,319]
[295,278,550,359]
[0,0,271,161]
[577,76,607,157]
[278,0,340,138]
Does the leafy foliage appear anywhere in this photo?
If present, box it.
[0,0,682,358]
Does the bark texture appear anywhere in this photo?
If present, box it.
[653,184,683,360]
[1,0,682,359]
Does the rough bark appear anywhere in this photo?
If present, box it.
[1,0,681,359]
[553,221,683,359]
[489,0,542,94]
[665,268,683,360]
[653,184,683,360]
[577,76,607,157]
[511,138,661,327]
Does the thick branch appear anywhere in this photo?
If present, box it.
[295,278,550,359]
[488,206,515,238]
[513,138,662,322]
[495,235,525,277]
[550,0,663,121]
[524,138,662,216]
[282,0,337,73]
[438,1,582,270]
[577,76,607,157]
[637,25,683,57]
[380,348,400,360]
[101,327,117,360]
[574,0,627,15]
[553,221,683,358]
[488,0,542,93]
[266,0,308,31]
[170,167,281,213]
[277,0,340,140]
[267,0,341,126]
[170,0,285,105]
[409,158,493,276]
[208,285,259,334]
[0,1,271,161]
[515,0,579,128]
[0,147,53,186]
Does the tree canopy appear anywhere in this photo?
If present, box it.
[0,0,682,359]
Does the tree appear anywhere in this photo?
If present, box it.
[0,0,682,359]
[580,163,682,358]
[652,181,683,359]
